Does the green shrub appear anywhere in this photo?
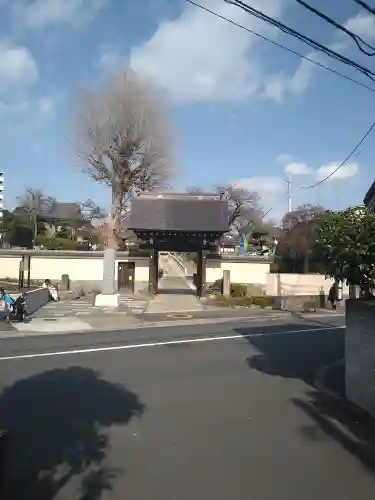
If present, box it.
[252,296,273,309]
[36,235,81,250]
[208,279,223,294]
[212,295,253,307]
[213,294,231,306]
[230,283,247,298]
[230,296,253,307]
[214,293,227,301]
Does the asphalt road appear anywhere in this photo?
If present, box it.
[0,314,374,500]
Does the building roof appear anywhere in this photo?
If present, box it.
[364,180,375,208]
[128,192,229,233]
[44,203,82,221]
[14,202,83,221]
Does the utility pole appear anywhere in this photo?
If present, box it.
[286,173,292,213]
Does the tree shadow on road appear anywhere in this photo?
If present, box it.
[0,366,145,500]
[236,323,344,386]
[293,391,375,476]
[236,322,375,475]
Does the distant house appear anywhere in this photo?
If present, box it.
[364,181,375,211]
[218,236,239,254]
[41,203,83,234]
[13,202,89,241]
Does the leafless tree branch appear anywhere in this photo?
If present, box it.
[72,69,175,248]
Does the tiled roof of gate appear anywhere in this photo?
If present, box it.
[129,193,229,233]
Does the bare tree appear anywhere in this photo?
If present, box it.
[72,69,174,297]
[216,185,263,237]
[17,188,55,241]
[187,184,263,237]
[79,199,106,223]
[73,69,174,251]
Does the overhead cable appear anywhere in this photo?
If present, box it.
[353,0,375,16]
[183,0,375,93]
[296,119,375,189]
[295,0,375,55]
[223,0,375,83]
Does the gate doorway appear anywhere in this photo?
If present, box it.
[150,248,207,297]
[117,262,135,292]
[128,193,229,298]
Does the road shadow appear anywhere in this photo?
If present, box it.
[0,366,145,500]
[293,391,375,475]
[236,322,345,386]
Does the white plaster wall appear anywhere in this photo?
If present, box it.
[0,257,21,279]
[0,255,149,284]
[31,258,104,281]
[206,261,271,285]
[134,262,149,282]
[266,273,349,296]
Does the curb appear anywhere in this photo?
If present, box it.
[0,313,292,339]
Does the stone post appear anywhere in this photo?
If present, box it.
[223,269,231,298]
[95,248,120,307]
[349,284,357,299]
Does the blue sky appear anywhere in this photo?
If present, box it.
[0,0,374,221]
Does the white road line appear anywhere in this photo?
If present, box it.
[0,326,344,361]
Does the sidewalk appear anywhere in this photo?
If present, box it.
[145,276,203,314]
[7,308,290,336]
[31,295,148,319]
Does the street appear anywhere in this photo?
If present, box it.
[0,314,374,500]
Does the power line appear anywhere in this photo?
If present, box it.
[184,0,375,192]
[223,0,375,83]
[296,118,375,189]
[353,0,375,16]
[183,0,375,93]
[295,0,375,55]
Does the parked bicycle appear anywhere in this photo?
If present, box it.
[1,289,28,323]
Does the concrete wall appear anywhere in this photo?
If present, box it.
[346,299,375,417]
[206,257,272,289]
[265,273,349,297]
[0,251,150,294]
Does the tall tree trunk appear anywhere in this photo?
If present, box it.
[101,188,122,296]
[303,253,310,273]
[33,212,38,241]
[107,189,122,250]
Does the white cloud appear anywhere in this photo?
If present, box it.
[276,153,294,165]
[345,13,375,40]
[0,100,29,118]
[284,162,312,176]
[268,11,375,100]
[0,43,38,89]
[315,162,359,181]
[235,175,284,194]
[13,0,105,29]
[1,95,56,137]
[263,50,320,102]
[234,175,286,220]
[97,47,124,71]
[36,96,55,120]
[130,0,284,102]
